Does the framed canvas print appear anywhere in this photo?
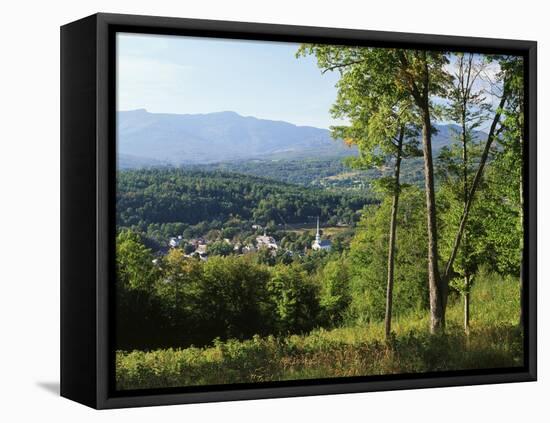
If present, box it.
[60,13,537,409]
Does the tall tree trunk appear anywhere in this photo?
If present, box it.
[384,126,404,340]
[420,103,445,333]
[461,94,470,335]
[463,274,470,334]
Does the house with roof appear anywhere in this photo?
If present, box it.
[256,231,278,250]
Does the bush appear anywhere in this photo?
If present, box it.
[267,264,320,334]
[318,256,352,327]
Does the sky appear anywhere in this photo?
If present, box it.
[116,33,343,129]
[117,33,506,132]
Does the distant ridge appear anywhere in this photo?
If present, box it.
[117,109,486,168]
[117,109,356,167]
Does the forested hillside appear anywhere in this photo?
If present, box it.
[117,168,373,249]
[195,156,427,189]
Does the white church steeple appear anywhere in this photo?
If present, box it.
[315,216,321,244]
[312,216,331,251]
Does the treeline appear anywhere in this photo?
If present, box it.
[195,157,354,186]
[196,156,427,189]
[117,168,373,246]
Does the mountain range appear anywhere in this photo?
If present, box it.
[117,109,486,168]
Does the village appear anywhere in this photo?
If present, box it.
[166,217,332,261]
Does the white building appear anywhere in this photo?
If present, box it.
[256,231,278,250]
[169,235,183,248]
[312,217,331,251]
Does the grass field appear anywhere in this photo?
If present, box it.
[285,224,351,237]
[115,274,522,390]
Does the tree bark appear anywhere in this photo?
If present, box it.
[461,76,470,336]
[384,126,404,340]
[420,102,445,333]
[464,274,470,334]
[397,50,445,333]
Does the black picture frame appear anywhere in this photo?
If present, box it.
[60,12,537,409]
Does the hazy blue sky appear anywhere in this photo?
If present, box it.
[117,33,504,131]
[116,33,343,129]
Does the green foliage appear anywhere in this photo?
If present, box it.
[280,231,315,253]
[207,240,234,257]
[198,157,363,187]
[116,230,158,291]
[207,156,425,192]
[317,256,352,326]
[114,49,525,387]
[267,264,320,334]
[117,168,372,249]
[115,230,165,348]
[348,188,429,323]
[293,249,331,274]
[254,247,276,266]
[478,55,524,276]
[328,228,355,254]
[197,256,274,341]
[298,44,422,186]
[116,274,522,390]
[475,165,523,275]
[115,232,342,349]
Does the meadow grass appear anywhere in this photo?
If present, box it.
[116,273,523,390]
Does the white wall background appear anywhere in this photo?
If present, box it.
[0,0,546,420]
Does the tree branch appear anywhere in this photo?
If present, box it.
[396,50,423,104]
[443,89,508,280]
[321,60,364,74]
